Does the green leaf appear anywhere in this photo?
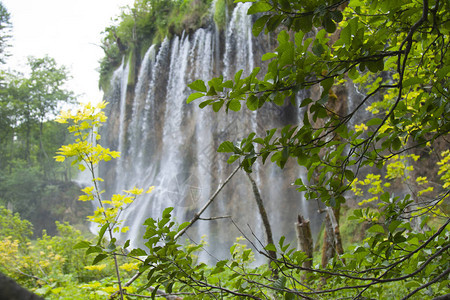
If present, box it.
[279,43,294,67]
[216,260,228,268]
[368,224,385,234]
[151,285,160,300]
[320,77,334,93]
[73,241,91,249]
[166,282,174,294]
[330,10,343,23]
[265,243,277,252]
[212,99,224,112]
[186,92,205,104]
[344,170,355,181]
[262,52,277,61]
[129,248,147,257]
[206,86,217,96]
[92,253,108,265]
[366,118,383,126]
[247,94,264,110]
[295,15,313,33]
[279,0,291,10]
[188,80,207,92]
[106,238,116,252]
[178,222,190,231]
[280,146,289,169]
[340,25,351,46]
[312,40,325,56]
[352,28,364,49]
[253,14,270,36]
[392,137,402,150]
[227,99,241,112]
[218,141,235,153]
[199,99,214,108]
[162,207,174,218]
[234,69,244,83]
[300,98,313,107]
[266,15,285,32]
[403,77,423,87]
[273,276,287,289]
[86,245,103,255]
[367,59,384,72]
[393,232,407,243]
[436,66,450,79]
[248,1,272,14]
[323,15,336,33]
[97,223,109,245]
[227,154,240,164]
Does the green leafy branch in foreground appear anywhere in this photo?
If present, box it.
[50,100,449,299]
[184,0,449,298]
[188,0,450,207]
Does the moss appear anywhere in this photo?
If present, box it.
[214,0,227,30]
[214,0,235,30]
[127,49,136,87]
[98,35,122,91]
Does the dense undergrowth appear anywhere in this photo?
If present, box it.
[0,202,447,299]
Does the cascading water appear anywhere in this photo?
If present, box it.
[101,3,322,261]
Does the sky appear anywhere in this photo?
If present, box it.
[2,0,135,104]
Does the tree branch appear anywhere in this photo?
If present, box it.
[174,166,240,240]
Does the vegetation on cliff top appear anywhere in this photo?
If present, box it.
[98,0,230,90]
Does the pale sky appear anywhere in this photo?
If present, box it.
[2,0,134,104]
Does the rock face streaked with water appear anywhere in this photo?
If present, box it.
[99,3,322,261]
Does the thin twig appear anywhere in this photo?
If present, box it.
[401,267,450,300]
[174,166,240,240]
[198,216,232,220]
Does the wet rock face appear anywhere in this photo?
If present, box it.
[99,3,323,261]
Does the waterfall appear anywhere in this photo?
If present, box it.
[127,45,156,179]
[224,2,254,78]
[115,57,130,191]
[101,3,320,261]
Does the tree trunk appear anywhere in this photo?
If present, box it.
[321,207,344,268]
[321,212,335,268]
[295,214,313,280]
[246,173,277,276]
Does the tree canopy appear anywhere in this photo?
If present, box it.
[0,54,88,234]
[0,1,11,64]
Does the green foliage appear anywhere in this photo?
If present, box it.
[48,97,447,299]
[2,96,447,298]
[0,55,87,235]
[0,208,91,293]
[214,0,234,30]
[190,0,450,206]
[55,101,158,299]
[0,205,33,243]
[186,0,450,298]
[99,0,219,90]
[0,1,11,64]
